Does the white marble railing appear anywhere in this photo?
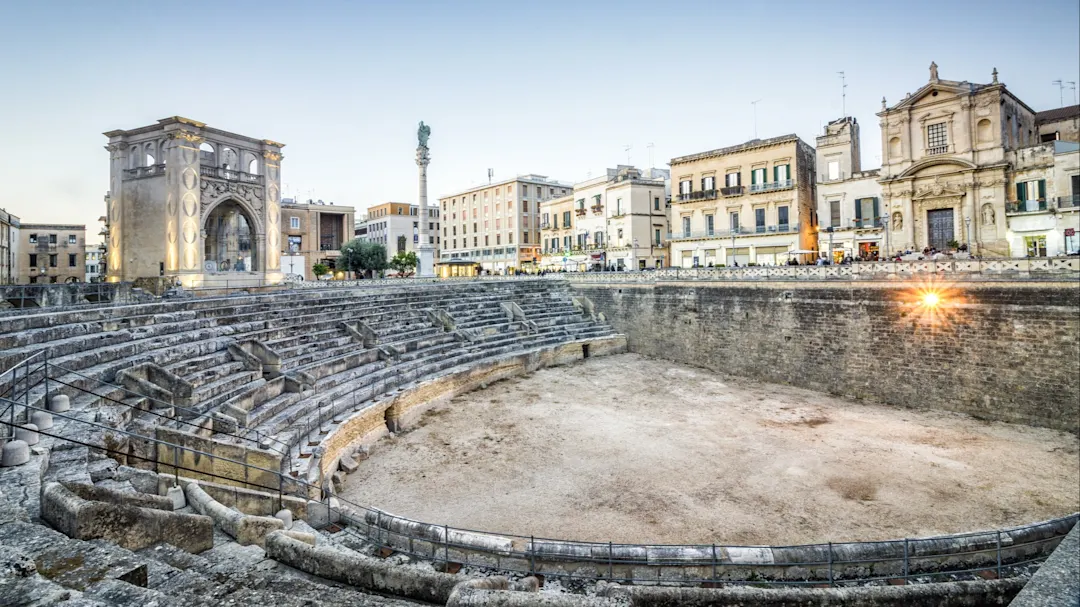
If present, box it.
[549,257,1080,283]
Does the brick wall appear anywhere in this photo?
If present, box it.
[572,281,1079,433]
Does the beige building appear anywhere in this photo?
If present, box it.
[1,208,18,285]
[1036,105,1080,143]
[540,166,670,271]
[816,117,885,261]
[359,202,441,265]
[280,199,355,279]
[439,175,570,273]
[878,63,1078,257]
[1003,141,1079,257]
[17,224,86,284]
[668,135,817,267]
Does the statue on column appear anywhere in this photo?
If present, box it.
[417,121,431,149]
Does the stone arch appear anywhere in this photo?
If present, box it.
[199,142,216,166]
[202,197,261,273]
[976,119,992,143]
[242,151,259,175]
[888,137,901,158]
[200,196,265,236]
[897,157,977,179]
[144,141,156,166]
[220,146,239,170]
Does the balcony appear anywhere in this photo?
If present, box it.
[1006,199,1049,214]
[122,164,165,180]
[201,165,261,184]
[540,220,550,229]
[721,186,744,197]
[1058,194,1080,209]
[591,204,603,214]
[676,189,718,203]
[853,219,884,229]
[749,179,794,194]
[926,145,950,156]
[667,224,800,241]
[575,208,587,217]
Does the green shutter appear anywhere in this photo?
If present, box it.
[1017,182,1027,202]
[773,166,778,183]
[751,169,757,185]
[855,198,863,223]
[785,164,791,183]
[1038,179,1046,200]
[872,197,880,221]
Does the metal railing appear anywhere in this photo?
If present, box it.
[749,179,794,193]
[667,224,800,241]
[927,145,949,156]
[1007,197,1080,213]
[1,364,1073,588]
[721,186,744,197]
[676,189,718,203]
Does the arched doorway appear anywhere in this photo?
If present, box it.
[204,200,257,272]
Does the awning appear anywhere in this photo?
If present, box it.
[786,249,817,255]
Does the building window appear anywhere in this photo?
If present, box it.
[682,216,691,237]
[654,197,660,210]
[778,206,789,229]
[563,211,571,226]
[705,214,714,236]
[68,235,77,244]
[702,176,715,191]
[28,233,37,244]
[927,122,948,151]
[654,228,661,245]
[617,228,624,240]
[1024,235,1047,257]
[775,164,789,183]
[68,253,76,267]
[829,200,841,227]
[751,167,766,185]
[755,208,765,232]
[29,253,37,267]
[49,234,57,244]
[828,161,840,180]
[290,216,300,229]
[287,235,302,253]
[730,212,739,232]
[522,232,528,243]
[679,180,691,195]
[49,254,57,267]
[725,172,740,187]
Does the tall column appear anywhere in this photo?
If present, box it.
[416,145,435,277]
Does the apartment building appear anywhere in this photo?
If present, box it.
[438,175,570,273]
[668,135,817,267]
[541,166,670,270]
[360,202,441,263]
[815,117,885,262]
[17,224,86,283]
[279,199,355,279]
[1,208,18,285]
[85,244,104,282]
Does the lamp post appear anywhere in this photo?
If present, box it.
[730,228,737,267]
[881,215,891,260]
[964,216,971,254]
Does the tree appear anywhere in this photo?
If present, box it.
[312,263,330,280]
[339,239,388,279]
[389,251,419,277]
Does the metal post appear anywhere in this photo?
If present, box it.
[529,535,535,575]
[444,524,450,565]
[903,538,909,584]
[43,349,49,404]
[173,445,179,485]
[827,541,834,586]
[711,543,718,581]
[996,530,1002,579]
[608,541,613,580]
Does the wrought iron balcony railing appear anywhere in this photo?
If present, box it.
[749,179,794,194]
[667,223,800,241]
[721,186,744,197]
[676,189,718,203]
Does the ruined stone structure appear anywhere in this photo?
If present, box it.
[0,278,1076,605]
[103,117,285,289]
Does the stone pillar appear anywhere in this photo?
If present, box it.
[262,146,285,283]
[105,143,125,281]
[416,146,435,278]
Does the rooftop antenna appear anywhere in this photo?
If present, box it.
[487,168,493,184]
[1068,81,1077,104]
[623,145,632,165]
[647,142,654,169]
[838,71,847,117]
[750,99,762,139]
[1053,80,1065,107]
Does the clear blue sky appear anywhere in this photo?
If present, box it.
[1,0,1077,243]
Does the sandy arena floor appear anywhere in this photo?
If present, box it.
[340,353,1079,545]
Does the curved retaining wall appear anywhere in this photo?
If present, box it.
[568,280,1080,433]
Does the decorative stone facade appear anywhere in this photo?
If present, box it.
[103,116,285,288]
[815,117,885,261]
[877,64,1060,257]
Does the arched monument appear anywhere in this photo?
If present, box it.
[103,116,285,289]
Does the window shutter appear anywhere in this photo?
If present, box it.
[1017,182,1026,202]
[855,199,863,222]
[773,166,778,183]
[1038,179,1046,200]
[872,197,880,220]
[752,169,757,185]
[785,164,791,182]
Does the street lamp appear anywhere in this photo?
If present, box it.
[964,216,971,254]
[880,215,891,260]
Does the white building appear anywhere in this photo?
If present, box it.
[84,244,104,282]
[358,202,441,263]
[1004,141,1080,257]
[552,166,670,271]
[815,117,886,261]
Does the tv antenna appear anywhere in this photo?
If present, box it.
[623,145,632,164]
[838,71,847,117]
[487,168,493,184]
[1053,80,1065,107]
[1067,81,1078,104]
[750,99,762,139]
[647,142,654,169]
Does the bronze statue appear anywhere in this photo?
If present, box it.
[417,121,431,149]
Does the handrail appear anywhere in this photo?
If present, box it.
[3,388,1075,588]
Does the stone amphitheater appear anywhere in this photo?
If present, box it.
[0,277,1076,607]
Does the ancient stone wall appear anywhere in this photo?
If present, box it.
[571,280,1079,433]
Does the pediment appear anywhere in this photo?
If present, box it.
[888,80,987,112]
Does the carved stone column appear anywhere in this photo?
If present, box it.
[416,145,435,278]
